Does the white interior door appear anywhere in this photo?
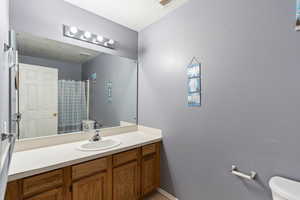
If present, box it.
[19,63,58,139]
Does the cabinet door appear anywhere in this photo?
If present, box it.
[5,181,20,200]
[24,188,63,200]
[72,172,107,200]
[141,154,157,195]
[113,161,140,200]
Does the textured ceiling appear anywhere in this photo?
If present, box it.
[64,0,190,31]
[17,32,101,64]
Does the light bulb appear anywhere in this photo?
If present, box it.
[108,39,114,45]
[70,26,78,35]
[84,31,91,39]
[97,36,104,42]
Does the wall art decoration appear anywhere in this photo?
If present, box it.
[90,73,97,83]
[105,81,112,103]
[296,0,300,31]
[187,57,202,107]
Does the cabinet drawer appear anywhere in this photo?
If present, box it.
[142,144,156,156]
[24,187,63,200]
[23,169,63,197]
[113,149,139,167]
[72,157,108,180]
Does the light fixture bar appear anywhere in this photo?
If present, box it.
[63,25,116,49]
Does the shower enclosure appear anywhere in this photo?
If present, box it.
[58,80,88,134]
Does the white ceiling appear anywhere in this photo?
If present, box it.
[17,32,101,63]
[64,0,190,31]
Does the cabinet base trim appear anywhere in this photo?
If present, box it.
[157,188,178,200]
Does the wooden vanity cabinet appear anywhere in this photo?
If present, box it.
[72,172,108,200]
[71,156,112,200]
[5,181,20,200]
[5,142,161,200]
[112,149,141,200]
[5,169,64,200]
[141,143,160,196]
[23,169,64,198]
[25,188,64,200]
[5,184,63,200]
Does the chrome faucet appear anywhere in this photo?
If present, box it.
[94,121,102,129]
[89,130,102,142]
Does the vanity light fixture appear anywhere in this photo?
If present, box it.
[97,35,104,42]
[108,39,114,45]
[69,26,78,35]
[84,31,92,39]
[63,25,116,49]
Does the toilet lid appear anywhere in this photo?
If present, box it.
[269,176,300,200]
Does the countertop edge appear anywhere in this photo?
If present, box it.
[8,137,162,182]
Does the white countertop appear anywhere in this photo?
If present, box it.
[8,131,162,181]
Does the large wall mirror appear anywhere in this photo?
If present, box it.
[15,32,138,140]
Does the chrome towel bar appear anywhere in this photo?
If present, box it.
[231,165,256,180]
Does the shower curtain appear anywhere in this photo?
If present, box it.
[58,80,87,134]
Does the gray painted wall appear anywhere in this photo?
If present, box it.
[82,54,137,128]
[138,0,300,200]
[19,55,82,81]
[10,0,138,60]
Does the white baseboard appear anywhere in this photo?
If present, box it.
[157,188,179,200]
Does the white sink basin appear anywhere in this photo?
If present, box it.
[77,139,121,151]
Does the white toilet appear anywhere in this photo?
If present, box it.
[269,176,300,200]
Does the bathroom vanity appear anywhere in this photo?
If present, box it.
[4,12,151,200]
[5,129,162,200]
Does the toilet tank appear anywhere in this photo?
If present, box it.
[269,176,300,200]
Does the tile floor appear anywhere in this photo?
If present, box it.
[143,192,170,200]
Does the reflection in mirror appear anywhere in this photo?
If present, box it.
[16,32,137,140]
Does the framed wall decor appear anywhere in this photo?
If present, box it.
[296,0,300,31]
[105,81,113,103]
[187,57,202,107]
